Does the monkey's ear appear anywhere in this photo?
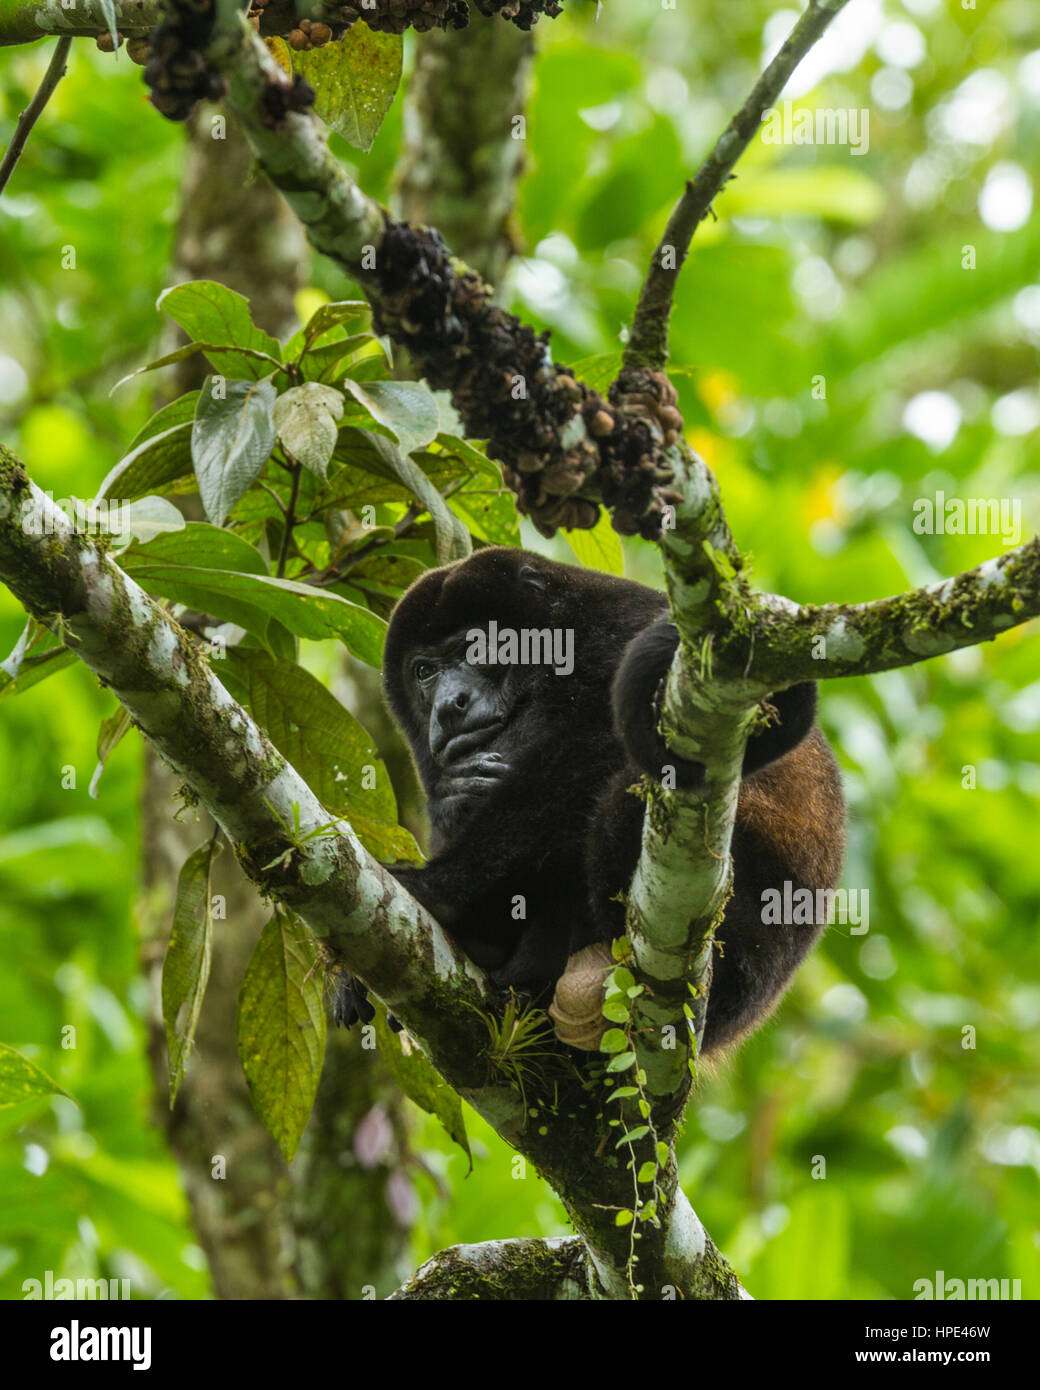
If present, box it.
[519,565,548,594]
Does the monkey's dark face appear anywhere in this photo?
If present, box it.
[405,632,529,836]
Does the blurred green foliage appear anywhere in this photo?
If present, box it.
[1,0,1038,1300]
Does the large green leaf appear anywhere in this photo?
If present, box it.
[162,840,217,1105]
[157,281,283,378]
[111,340,282,394]
[752,1187,850,1299]
[126,391,200,454]
[221,648,419,863]
[292,27,403,152]
[294,302,370,352]
[726,166,884,224]
[120,562,387,665]
[272,383,344,481]
[341,379,441,458]
[121,521,269,576]
[97,422,194,504]
[326,427,468,562]
[192,377,277,525]
[237,910,326,1163]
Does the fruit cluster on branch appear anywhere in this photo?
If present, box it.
[368,220,681,538]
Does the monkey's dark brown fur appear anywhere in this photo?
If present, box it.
[337,548,845,1053]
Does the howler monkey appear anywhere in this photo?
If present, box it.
[338,547,845,1055]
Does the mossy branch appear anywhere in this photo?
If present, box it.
[0,443,746,1300]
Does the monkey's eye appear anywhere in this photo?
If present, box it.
[414,661,438,685]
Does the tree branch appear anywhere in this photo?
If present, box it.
[0,36,72,195]
[0,0,562,46]
[0,445,505,1087]
[742,540,1040,685]
[620,451,1038,1105]
[0,442,748,1299]
[389,1237,589,1300]
[624,0,851,371]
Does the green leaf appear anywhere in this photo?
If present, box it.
[237,909,326,1163]
[110,340,282,394]
[157,281,283,377]
[336,429,468,563]
[374,1012,471,1166]
[107,496,186,545]
[296,302,370,352]
[97,422,194,504]
[122,521,268,576]
[125,392,201,454]
[292,27,403,152]
[606,1050,637,1073]
[324,426,461,496]
[611,966,636,992]
[615,1125,650,1147]
[0,645,77,698]
[162,840,217,1105]
[120,562,387,666]
[602,997,630,1023]
[341,379,441,458]
[752,1188,850,1300]
[570,352,623,395]
[656,1141,669,1167]
[221,648,419,863]
[600,1027,629,1053]
[0,1043,71,1108]
[432,435,521,547]
[615,1209,634,1227]
[192,377,277,525]
[272,383,344,481]
[88,704,133,799]
[298,334,386,383]
[637,1161,657,1184]
[608,1085,639,1101]
[345,551,425,596]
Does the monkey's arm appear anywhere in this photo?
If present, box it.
[612,616,818,783]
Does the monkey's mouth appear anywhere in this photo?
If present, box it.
[437,722,506,766]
